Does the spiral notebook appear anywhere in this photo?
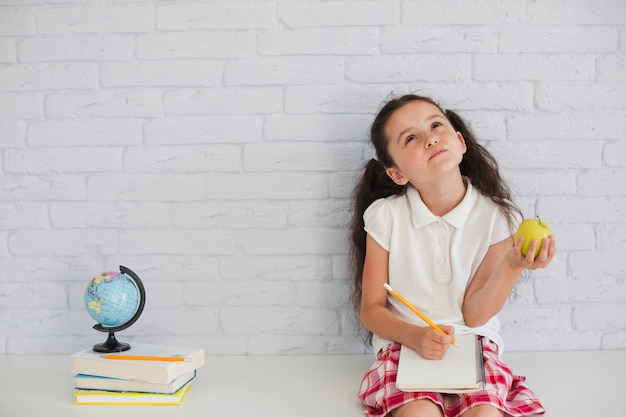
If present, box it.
[396,334,485,393]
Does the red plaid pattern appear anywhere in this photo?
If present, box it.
[358,339,545,417]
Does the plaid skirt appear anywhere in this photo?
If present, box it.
[358,339,545,417]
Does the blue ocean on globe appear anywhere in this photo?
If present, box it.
[84,271,140,327]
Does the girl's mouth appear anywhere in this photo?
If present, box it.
[429,149,446,160]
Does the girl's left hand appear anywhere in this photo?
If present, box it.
[511,235,556,270]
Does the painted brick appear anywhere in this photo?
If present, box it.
[604,140,626,167]
[19,35,135,62]
[536,83,626,110]
[488,140,603,169]
[0,7,36,35]
[537,197,626,224]
[258,28,379,56]
[163,87,283,116]
[156,2,276,30]
[597,224,626,251]
[473,54,594,81]
[277,1,397,27]
[0,37,16,62]
[220,307,339,336]
[0,202,48,229]
[8,230,119,256]
[402,0,524,25]
[0,63,99,91]
[119,229,238,255]
[87,174,208,201]
[506,112,625,140]
[50,202,170,229]
[37,5,154,34]
[381,27,497,53]
[124,145,242,173]
[265,114,371,142]
[27,119,144,146]
[137,31,256,59]
[0,175,85,201]
[182,281,294,307]
[243,142,363,172]
[527,0,626,25]
[237,228,348,255]
[45,89,162,118]
[145,116,263,145]
[102,61,223,88]
[4,148,123,174]
[578,169,626,196]
[0,121,26,147]
[289,199,351,228]
[0,93,43,120]
[225,56,345,86]
[219,255,331,282]
[206,173,328,200]
[347,55,471,83]
[171,201,288,229]
[500,27,618,52]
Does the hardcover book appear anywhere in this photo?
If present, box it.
[71,344,204,384]
[74,381,192,405]
[74,370,196,394]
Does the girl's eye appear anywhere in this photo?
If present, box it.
[432,122,442,129]
[405,135,415,144]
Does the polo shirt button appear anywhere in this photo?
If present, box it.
[438,238,445,245]
[437,257,445,265]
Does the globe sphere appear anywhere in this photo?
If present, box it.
[84,271,140,327]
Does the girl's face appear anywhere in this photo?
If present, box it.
[383,100,467,187]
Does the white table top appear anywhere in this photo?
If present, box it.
[0,354,372,417]
[1,350,625,417]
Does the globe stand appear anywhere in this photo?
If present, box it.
[93,330,130,353]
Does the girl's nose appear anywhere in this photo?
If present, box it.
[426,136,439,148]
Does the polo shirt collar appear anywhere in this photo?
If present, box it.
[407,178,477,230]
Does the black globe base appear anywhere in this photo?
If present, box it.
[92,331,131,353]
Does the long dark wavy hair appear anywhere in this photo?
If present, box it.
[348,94,521,345]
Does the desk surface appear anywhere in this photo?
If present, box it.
[0,354,372,417]
[1,351,625,417]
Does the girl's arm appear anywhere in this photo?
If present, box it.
[462,234,556,327]
[360,234,454,360]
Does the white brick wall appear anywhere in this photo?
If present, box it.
[0,0,624,355]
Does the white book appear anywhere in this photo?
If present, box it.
[396,334,485,394]
[71,343,204,384]
[74,370,196,394]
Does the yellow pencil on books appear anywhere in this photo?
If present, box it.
[383,283,457,347]
[103,355,191,362]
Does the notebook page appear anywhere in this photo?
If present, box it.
[396,334,483,392]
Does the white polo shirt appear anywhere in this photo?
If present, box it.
[364,179,516,355]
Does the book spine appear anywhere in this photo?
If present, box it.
[475,336,486,388]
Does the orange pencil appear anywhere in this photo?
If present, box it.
[103,355,191,362]
[383,283,457,347]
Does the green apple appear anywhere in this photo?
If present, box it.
[515,217,552,258]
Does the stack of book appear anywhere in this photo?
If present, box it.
[71,343,204,405]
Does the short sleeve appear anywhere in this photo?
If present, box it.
[363,198,392,252]
[491,203,521,245]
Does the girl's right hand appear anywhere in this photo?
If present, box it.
[409,325,455,360]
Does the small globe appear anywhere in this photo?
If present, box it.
[84,266,146,352]
[84,271,140,327]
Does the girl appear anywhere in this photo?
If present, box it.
[349,95,555,417]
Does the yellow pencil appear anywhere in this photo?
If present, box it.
[383,283,457,347]
[103,355,191,362]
